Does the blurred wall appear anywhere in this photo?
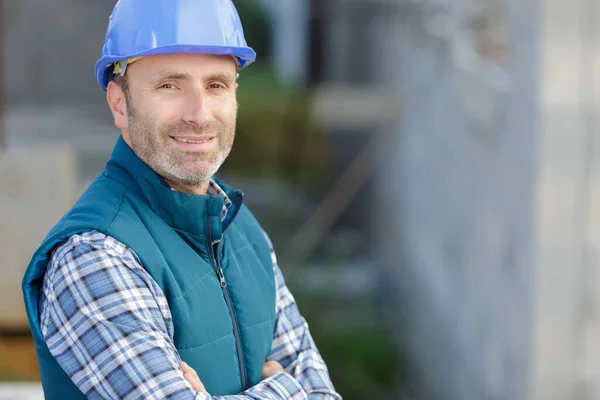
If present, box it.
[1,0,120,182]
[2,0,113,106]
[371,0,599,398]
[375,0,533,398]
[530,0,600,398]
[0,0,118,330]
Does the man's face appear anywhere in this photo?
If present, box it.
[113,53,238,191]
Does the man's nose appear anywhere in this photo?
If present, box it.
[182,88,211,127]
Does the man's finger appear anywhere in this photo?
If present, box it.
[184,372,208,393]
[180,361,192,373]
[180,362,208,394]
[184,373,200,390]
[183,362,201,382]
[262,360,286,379]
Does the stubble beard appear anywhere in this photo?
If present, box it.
[126,103,235,188]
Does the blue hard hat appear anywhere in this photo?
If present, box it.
[94,0,256,91]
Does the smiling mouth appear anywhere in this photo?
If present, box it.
[171,136,214,144]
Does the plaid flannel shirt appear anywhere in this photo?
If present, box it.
[39,181,341,400]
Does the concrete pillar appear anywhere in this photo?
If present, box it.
[530,0,600,398]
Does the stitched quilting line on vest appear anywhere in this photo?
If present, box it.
[238,318,274,331]
[171,269,216,301]
[207,242,263,268]
[177,332,234,351]
[219,244,253,264]
[220,240,268,265]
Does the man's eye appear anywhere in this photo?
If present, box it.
[209,83,224,89]
[160,84,176,89]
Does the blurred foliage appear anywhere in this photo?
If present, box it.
[222,63,331,191]
[228,2,405,398]
[315,329,400,397]
[223,0,331,191]
[292,289,406,400]
[282,242,407,398]
[232,0,272,59]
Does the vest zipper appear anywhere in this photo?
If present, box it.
[209,238,248,391]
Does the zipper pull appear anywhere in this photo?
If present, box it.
[217,267,227,288]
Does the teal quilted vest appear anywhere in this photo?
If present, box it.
[21,137,276,398]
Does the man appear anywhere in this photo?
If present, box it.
[21,0,341,399]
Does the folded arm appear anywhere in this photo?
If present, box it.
[40,231,308,399]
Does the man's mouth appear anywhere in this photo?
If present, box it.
[171,136,214,144]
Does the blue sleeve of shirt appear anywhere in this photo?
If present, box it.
[40,231,309,400]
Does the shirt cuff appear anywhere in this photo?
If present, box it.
[251,372,308,400]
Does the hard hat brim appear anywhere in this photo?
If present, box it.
[95,44,256,91]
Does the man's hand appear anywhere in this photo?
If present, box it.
[180,361,208,394]
[262,360,286,379]
[181,360,286,394]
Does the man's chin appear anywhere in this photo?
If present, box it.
[170,167,219,184]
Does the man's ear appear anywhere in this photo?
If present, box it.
[107,81,129,129]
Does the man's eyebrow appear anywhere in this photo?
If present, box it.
[205,72,236,86]
[152,71,193,82]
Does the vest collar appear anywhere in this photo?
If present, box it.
[105,136,243,236]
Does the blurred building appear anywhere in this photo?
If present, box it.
[2,0,120,178]
[301,0,600,399]
[304,0,600,399]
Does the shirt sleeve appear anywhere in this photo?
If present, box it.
[40,231,308,400]
[264,233,342,400]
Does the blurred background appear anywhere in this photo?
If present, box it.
[0,0,598,399]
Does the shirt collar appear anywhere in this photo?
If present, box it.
[206,179,232,221]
